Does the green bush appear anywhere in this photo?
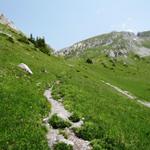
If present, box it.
[69,112,80,122]
[134,54,141,60]
[49,114,71,129]
[86,58,93,64]
[74,122,105,141]
[101,62,108,68]
[92,144,105,150]
[7,37,14,43]
[28,34,52,55]
[18,36,30,44]
[54,142,73,150]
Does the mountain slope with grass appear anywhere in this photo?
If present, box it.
[0,15,150,150]
[0,21,68,149]
[58,31,150,58]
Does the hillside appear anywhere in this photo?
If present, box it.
[58,31,150,58]
[0,16,150,150]
[0,21,68,149]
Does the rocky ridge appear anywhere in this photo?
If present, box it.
[57,31,150,58]
[0,13,18,30]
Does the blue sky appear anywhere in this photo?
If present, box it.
[0,0,150,49]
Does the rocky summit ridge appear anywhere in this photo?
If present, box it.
[57,31,150,58]
[0,13,18,31]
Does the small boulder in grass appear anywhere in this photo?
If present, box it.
[18,63,33,75]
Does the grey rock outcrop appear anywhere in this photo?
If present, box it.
[57,31,150,58]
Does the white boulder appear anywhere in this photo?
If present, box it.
[18,63,33,74]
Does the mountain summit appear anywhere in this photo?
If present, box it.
[57,31,150,58]
[0,13,18,30]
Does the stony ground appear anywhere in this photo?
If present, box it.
[44,89,91,150]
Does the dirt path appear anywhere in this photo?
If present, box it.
[44,89,91,150]
[44,89,71,120]
[102,80,150,108]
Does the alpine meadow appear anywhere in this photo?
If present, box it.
[0,1,150,150]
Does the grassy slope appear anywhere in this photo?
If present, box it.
[1,24,150,150]
[52,56,150,149]
[72,47,150,101]
[92,56,150,101]
[0,24,69,149]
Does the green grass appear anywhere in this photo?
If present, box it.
[0,23,69,149]
[69,112,80,123]
[52,56,150,150]
[1,23,150,150]
[89,56,150,101]
[142,40,150,48]
[53,142,73,150]
[73,122,105,140]
[91,138,125,150]
[48,114,71,129]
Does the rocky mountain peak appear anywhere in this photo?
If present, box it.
[0,13,18,30]
[57,31,150,58]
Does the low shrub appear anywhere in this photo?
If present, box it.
[134,54,141,60]
[74,122,105,141]
[49,114,71,129]
[18,36,30,44]
[91,140,106,150]
[54,142,73,150]
[69,112,80,123]
[7,37,14,43]
[101,62,108,68]
[86,58,93,64]
[28,34,52,55]
[52,93,62,100]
